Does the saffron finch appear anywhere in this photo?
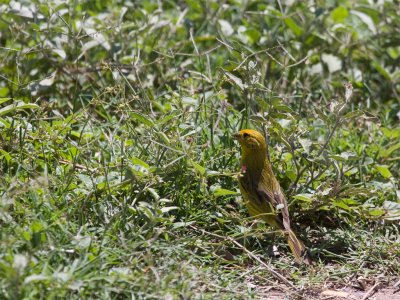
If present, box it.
[233,129,312,265]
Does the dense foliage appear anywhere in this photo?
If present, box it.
[0,0,399,298]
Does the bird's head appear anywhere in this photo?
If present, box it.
[233,129,267,153]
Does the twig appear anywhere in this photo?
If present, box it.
[189,225,298,291]
[216,37,233,50]
[292,83,353,189]
[228,236,298,289]
[189,28,199,55]
[286,55,310,68]
[393,279,400,288]
[233,46,281,71]
[361,282,381,300]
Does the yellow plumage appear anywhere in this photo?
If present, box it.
[233,129,312,265]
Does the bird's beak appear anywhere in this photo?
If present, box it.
[232,132,241,141]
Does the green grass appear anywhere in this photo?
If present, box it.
[1,0,400,298]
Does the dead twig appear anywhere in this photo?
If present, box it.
[361,282,382,300]
[189,225,300,292]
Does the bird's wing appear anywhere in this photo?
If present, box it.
[255,184,291,231]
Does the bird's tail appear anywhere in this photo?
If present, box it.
[287,229,313,265]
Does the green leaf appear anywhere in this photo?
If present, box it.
[0,98,11,105]
[0,88,9,97]
[0,100,39,117]
[381,127,400,139]
[224,71,246,90]
[292,193,313,202]
[147,187,160,200]
[130,112,154,127]
[333,200,351,211]
[132,157,150,169]
[375,165,392,178]
[379,143,400,158]
[340,187,372,197]
[213,188,238,197]
[372,61,391,80]
[244,28,261,43]
[31,221,44,232]
[0,149,12,162]
[275,104,293,112]
[344,167,358,176]
[284,17,303,36]
[22,231,31,241]
[0,117,10,128]
[192,162,206,175]
[343,110,363,119]
[286,170,296,181]
[331,6,349,22]
[368,208,385,217]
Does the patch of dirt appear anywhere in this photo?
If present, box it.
[318,286,400,300]
[259,282,400,300]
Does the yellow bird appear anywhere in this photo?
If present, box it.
[233,129,312,265]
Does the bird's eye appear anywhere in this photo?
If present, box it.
[243,132,249,137]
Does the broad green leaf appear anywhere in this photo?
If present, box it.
[132,157,149,169]
[158,131,170,144]
[379,143,400,158]
[340,187,372,197]
[292,193,313,202]
[333,200,351,211]
[0,149,12,162]
[381,127,400,139]
[157,114,176,125]
[224,71,246,90]
[31,221,44,232]
[213,188,238,197]
[372,61,391,80]
[0,88,9,97]
[340,151,357,160]
[0,98,11,105]
[344,167,358,176]
[286,170,296,181]
[275,104,293,112]
[0,101,39,117]
[147,187,160,200]
[284,17,303,36]
[192,162,206,175]
[375,165,392,178]
[244,28,261,43]
[344,110,363,119]
[71,131,93,139]
[130,112,154,127]
[368,208,385,217]
[331,6,349,22]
